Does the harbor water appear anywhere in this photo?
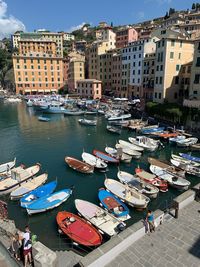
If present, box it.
[0,101,199,252]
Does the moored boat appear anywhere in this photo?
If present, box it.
[104,178,149,209]
[190,143,200,151]
[106,125,121,135]
[169,135,186,144]
[171,154,200,167]
[128,136,158,152]
[26,189,72,215]
[149,164,190,190]
[57,211,102,247]
[75,199,126,236]
[117,171,159,199]
[82,152,107,171]
[65,157,94,174]
[115,144,141,159]
[10,173,48,200]
[140,126,165,135]
[108,114,131,121]
[176,137,198,147]
[179,153,200,163]
[20,180,57,208]
[135,168,168,192]
[118,140,144,152]
[38,116,50,122]
[170,159,200,177]
[93,150,119,164]
[64,110,85,116]
[78,119,97,126]
[0,158,16,174]
[0,163,41,195]
[98,188,130,221]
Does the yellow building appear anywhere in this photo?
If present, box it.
[67,51,85,93]
[13,39,64,95]
[142,53,155,100]
[76,79,102,99]
[153,37,194,103]
[189,39,200,100]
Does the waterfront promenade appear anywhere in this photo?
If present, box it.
[106,200,200,267]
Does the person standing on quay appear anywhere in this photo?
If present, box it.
[20,226,33,267]
[146,210,155,233]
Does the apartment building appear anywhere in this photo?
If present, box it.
[153,37,194,103]
[112,51,122,97]
[189,39,200,100]
[13,39,64,94]
[142,53,155,100]
[122,38,156,98]
[116,27,138,48]
[76,79,102,99]
[67,51,85,93]
[99,50,113,94]
[12,31,63,56]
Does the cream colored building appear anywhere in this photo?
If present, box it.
[153,37,194,103]
[12,31,63,56]
[76,79,102,99]
[67,51,85,93]
[142,53,155,100]
[189,40,200,100]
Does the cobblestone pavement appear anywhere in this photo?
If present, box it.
[106,201,200,267]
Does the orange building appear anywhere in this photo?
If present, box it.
[13,39,64,95]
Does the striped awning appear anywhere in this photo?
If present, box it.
[38,90,44,92]
[25,89,31,92]
[31,89,37,92]
[44,89,51,92]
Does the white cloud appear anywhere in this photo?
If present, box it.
[0,0,25,40]
[68,22,86,33]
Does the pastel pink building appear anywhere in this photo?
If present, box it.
[116,27,138,48]
[77,79,102,99]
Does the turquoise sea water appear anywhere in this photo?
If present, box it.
[0,101,199,252]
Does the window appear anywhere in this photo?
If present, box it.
[194,74,200,84]
[171,40,175,47]
[24,59,26,63]
[38,65,40,69]
[52,78,54,82]
[178,53,181,60]
[162,40,165,47]
[170,52,174,59]
[176,65,180,71]
[159,77,162,84]
[160,65,163,71]
[159,93,161,99]
[24,65,27,69]
[194,91,197,95]
[175,76,179,84]
[37,59,40,63]
[156,66,159,71]
[155,92,157,98]
[196,57,200,67]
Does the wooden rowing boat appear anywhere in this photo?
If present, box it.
[65,157,94,174]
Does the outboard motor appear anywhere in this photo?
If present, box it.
[117,222,126,232]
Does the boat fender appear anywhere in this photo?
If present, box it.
[117,223,126,232]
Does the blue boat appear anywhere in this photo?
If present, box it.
[141,127,165,134]
[179,153,200,163]
[98,188,130,221]
[26,189,72,215]
[20,180,57,208]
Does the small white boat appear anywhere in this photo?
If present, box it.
[26,99,33,107]
[171,154,200,167]
[104,179,149,209]
[169,135,186,143]
[115,144,141,159]
[0,158,16,174]
[170,159,200,177]
[75,199,126,236]
[64,110,85,116]
[105,147,117,157]
[118,140,144,152]
[38,116,50,122]
[4,98,22,103]
[10,173,48,200]
[82,152,107,171]
[44,104,66,114]
[128,136,158,152]
[150,165,190,190]
[78,119,97,126]
[117,171,159,198]
[0,163,41,195]
[176,137,198,147]
[105,147,132,163]
[106,125,121,134]
[108,114,131,121]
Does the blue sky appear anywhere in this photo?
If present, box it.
[0,0,195,37]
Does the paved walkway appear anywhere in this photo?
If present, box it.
[106,201,200,267]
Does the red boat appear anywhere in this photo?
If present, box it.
[135,168,168,193]
[57,211,102,247]
[93,150,119,163]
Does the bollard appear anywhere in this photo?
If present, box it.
[173,201,179,219]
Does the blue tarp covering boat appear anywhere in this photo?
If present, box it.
[26,189,72,215]
[141,127,165,134]
[179,153,200,163]
[93,150,119,163]
[98,188,130,221]
[20,180,57,208]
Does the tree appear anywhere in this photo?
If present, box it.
[169,8,175,16]
[164,12,169,19]
[111,22,113,27]
[196,3,200,9]
[192,3,196,9]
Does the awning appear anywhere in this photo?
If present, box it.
[25,89,31,92]
[51,89,58,92]
[31,89,37,92]
[38,90,44,92]
[44,89,51,92]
